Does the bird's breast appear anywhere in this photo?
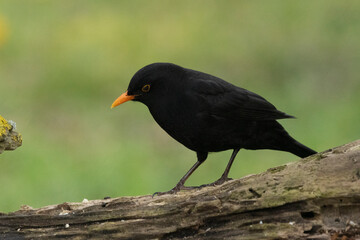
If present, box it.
[147,99,203,150]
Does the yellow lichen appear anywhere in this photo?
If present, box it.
[12,133,23,143]
[0,115,12,137]
[0,115,22,153]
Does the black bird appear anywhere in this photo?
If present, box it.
[111,63,316,195]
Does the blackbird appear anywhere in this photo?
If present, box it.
[111,63,316,195]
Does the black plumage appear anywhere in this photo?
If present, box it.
[111,63,316,195]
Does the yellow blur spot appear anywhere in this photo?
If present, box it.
[0,16,9,47]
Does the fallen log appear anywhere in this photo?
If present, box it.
[0,140,359,239]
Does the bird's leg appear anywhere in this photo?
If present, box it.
[218,148,240,183]
[202,148,240,187]
[152,161,202,196]
[153,152,208,196]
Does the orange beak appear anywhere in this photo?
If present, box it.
[111,91,135,109]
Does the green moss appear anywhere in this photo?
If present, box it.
[267,165,287,173]
[248,223,299,238]
[300,153,321,163]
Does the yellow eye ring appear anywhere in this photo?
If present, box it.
[142,84,150,92]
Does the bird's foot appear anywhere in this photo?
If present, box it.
[152,177,233,197]
[199,176,233,188]
[213,176,233,185]
[213,177,233,186]
[152,185,194,197]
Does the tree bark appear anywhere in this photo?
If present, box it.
[0,115,22,154]
[1,140,360,240]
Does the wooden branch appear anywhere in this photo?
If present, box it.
[0,115,22,154]
[1,140,360,240]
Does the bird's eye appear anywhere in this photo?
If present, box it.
[141,84,151,93]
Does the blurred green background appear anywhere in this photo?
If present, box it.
[0,0,359,212]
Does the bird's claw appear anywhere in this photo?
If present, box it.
[199,177,233,188]
[152,185,195,197]
[152,178,233,197]
[152,189,176,197]
[214,176,233,185]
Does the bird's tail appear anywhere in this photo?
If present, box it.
[283,138,317,158]
[255,121,317,158]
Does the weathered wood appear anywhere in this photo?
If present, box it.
[1,140,360,240]
[0,115,22,154]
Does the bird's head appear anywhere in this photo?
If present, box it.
[111,63,185,108]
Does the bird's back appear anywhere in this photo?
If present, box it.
[146,67,295,153]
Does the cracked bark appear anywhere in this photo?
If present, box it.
[0,140,359,240]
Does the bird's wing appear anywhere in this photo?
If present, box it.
[191,77,294,121]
